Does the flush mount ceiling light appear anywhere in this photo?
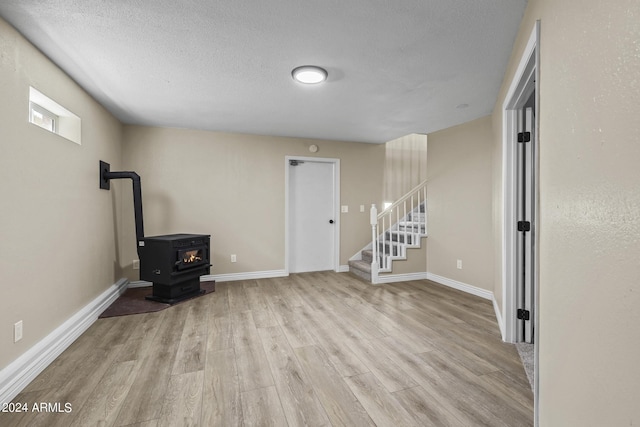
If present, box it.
[292,66,328,84]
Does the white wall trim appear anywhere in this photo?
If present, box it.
[201,269,288,283]
[131,269,290,286]
[128,280,152,288]
[337,265,350,273]
[493,296,506,339]
[377,272,428,284]
[0,278,128,404]
[426,273,493,301]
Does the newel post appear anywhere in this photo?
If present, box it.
[370,204,379,284]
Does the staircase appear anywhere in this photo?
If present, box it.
[349,180,427,284]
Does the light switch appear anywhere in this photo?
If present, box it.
[360,205,365,212]
[341,205,348,213]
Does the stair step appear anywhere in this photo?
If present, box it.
[362,249,374,263]
[361,250,386,267]
[349,260,371,273]
[348,260,372,282]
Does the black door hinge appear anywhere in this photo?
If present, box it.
[517,221,531,232]
[517,309,530,321]
[517,132,531,143]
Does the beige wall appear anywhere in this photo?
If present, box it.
[0,18,123,369]
[383,133,428,203]
[427,116,494,291]
[492,0,640,424]
[378,243,427,277]
[121,126,385,278]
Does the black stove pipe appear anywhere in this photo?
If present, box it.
[100,161,145,255]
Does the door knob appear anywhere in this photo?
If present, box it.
[329,220,334,224]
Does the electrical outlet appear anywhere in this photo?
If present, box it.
[14,320,23,342]
[457,259,463,270]
[360,205,365,212]
[341,205,349,213]
[231,254,237,263]
[132,259,140,270]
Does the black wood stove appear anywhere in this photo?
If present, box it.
[100,161,212,304]
[140,233,210,303]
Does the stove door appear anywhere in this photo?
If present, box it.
[177,247,207,270]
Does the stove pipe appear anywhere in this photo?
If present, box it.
[100,160,144,255]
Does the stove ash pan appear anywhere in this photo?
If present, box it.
[139,233,211,287]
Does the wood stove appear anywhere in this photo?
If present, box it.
[140,233,211,303]
[99,161,213,304]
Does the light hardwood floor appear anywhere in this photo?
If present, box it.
[1,271,533,426]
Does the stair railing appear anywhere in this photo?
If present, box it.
[370,179,428,283]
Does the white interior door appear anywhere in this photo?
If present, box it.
[516,106,535,343]
[289,160,335,273]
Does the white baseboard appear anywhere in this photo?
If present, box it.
[130,270,289,286]
[201,269,288,283]
[337,265,350,273]
[493,296,506,340]
[127,280,152,288]
[376,272,428,284]
[0,278,128,404]
[426,272,493,301]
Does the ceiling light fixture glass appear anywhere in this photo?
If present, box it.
[292,66,328,84]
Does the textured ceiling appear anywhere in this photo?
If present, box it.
[0,0,527,143]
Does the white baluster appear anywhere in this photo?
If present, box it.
[378,214,387,269]
[417,187,420,234]
[403,200,407,248]
[423,185,427,234]
[370,204,378,283]
[395,203,398,256]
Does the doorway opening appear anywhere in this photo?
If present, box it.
[501,22,540,409]
[285,156,340,274]
[502,23,539,342]
[516,99,535,343]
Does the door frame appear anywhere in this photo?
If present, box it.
[284,156,341,274]
[501,20,540,422]
[515,106,535,343]
[502,22,539,343]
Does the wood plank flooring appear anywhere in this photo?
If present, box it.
[0,272,533,426]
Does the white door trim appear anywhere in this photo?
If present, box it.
[284,156,340,274]
[501,23,539,343]
[501,20,540,426]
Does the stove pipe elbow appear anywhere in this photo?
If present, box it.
[100,161,145,255]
